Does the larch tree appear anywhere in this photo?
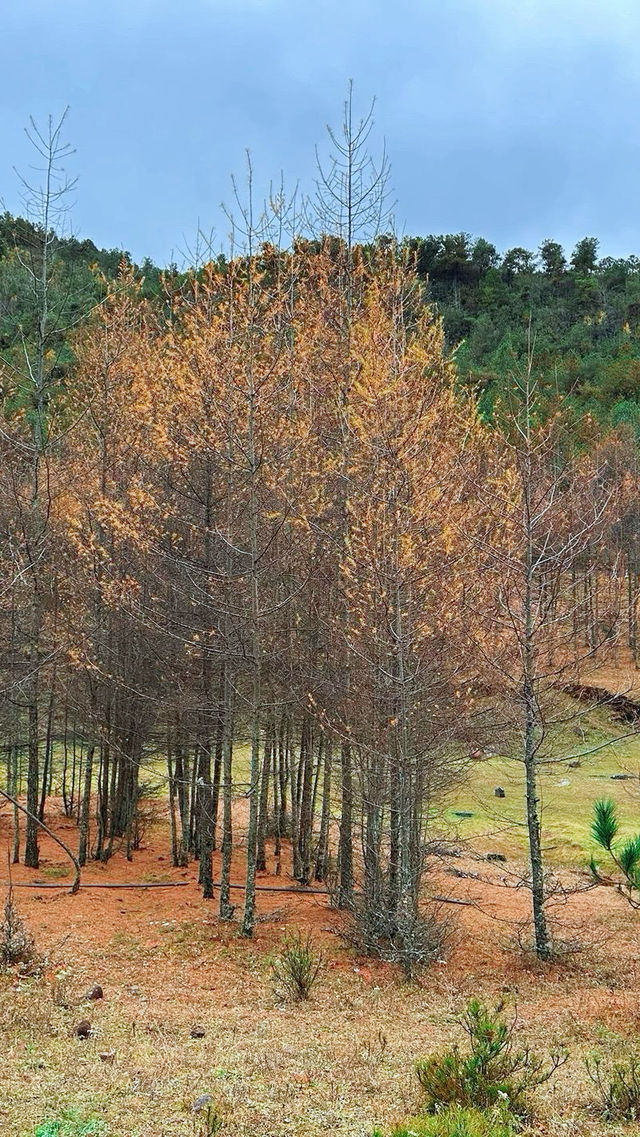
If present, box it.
[328,248,478,969]
[470,347,616,959]
[1,111,78,867]
[311,83,393,908]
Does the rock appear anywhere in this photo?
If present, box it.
[192,1094,213,1113]
[568,759,581,769]
[190,1026,206,1039]
[85,983,103,1001]
[75,1020,92,1039]
[99,1051,115,1064]
[556,779,571,787]
[486,852,507,863]
[494,786,505,798]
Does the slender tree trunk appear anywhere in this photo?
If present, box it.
[315,735,332,881]
[256,725,273,873]
[78,744,95,867]
[24,698,40,867]
[337,741,354,907]
[523,498,551,961]
[219,668,234,920]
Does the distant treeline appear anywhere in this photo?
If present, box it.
[2,211,640,427]
[406,232,640,426]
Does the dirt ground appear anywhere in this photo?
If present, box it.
[1,793,640,1137]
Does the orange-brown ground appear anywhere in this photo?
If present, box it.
[1,794,640,1137]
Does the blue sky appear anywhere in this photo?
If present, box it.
[1,0,639,264]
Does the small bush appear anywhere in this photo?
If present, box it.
[586,1051,640,1121]
[416,999,566,1118]
[340,900,449,980]
[34,1113,106,1137]
[0,889,41,973]
[387,1105,516,1136]
[270,930,323,1002]
[51,966,74,1009]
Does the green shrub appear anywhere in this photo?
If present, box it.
[34,1113,106,1137]
[388,1105,516,1136]
[586,1051,640,1121]
[269,930,324,1002]
[416,999,566,1118]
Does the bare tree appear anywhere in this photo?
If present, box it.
[470,341,616,959]
[4,111,76,867]
[312,84,393,908]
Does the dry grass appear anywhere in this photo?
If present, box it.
[1,900,640,1137]
[3,675,640,1135]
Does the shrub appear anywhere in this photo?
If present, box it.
[339,899,449,980]
[0,888,41,973]
[416,999,566,1118]
[34,1114,106,1137]
[586,1051,640,1121]
[386,1105,516,1136]
[270,930,324,1002]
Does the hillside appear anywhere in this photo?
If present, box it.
[3,214,640,428]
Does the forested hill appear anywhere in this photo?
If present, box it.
[0,212,168,383]
[407,233,640,427]
[2,211,640,427]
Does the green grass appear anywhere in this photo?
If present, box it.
[385,1106,516,1137]
[442,701,640,867]
[34,1113,106,1137]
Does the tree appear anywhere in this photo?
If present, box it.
[571,237,599,275]
[538,239,566,278]
[2,111,77,867]
[313,80,393,255]
[68,267,160,866]
[331,250,477,970]
[471,238,499,276]
[501,247,535,281]
[312,83,393,909]
[469,346,615,959]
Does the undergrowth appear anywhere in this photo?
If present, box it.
[416,999,567,1118]
[377,1104,516,1136]
[34,1112,106,1137]
[269,930,324,1002]
[586,1050,640,1121]
[0,888,42,974]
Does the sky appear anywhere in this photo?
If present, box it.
[1,0,640,265]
